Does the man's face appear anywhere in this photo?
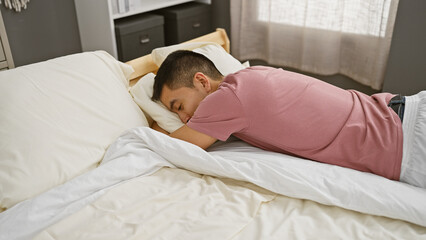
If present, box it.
[160,84,208,124]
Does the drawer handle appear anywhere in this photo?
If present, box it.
[193,23,201,28]
[140,37,150,44]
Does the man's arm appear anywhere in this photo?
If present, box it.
[170,125,217,150]
[151,121,217,150]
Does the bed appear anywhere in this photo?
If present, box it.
[0,29,425,240]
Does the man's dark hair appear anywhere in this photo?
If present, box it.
[151,50,223,101]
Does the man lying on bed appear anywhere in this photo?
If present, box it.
[150,50,426,189]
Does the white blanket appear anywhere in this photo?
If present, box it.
[1,127,425,240]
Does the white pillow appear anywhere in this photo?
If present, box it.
[152,43,245,76]
[131,44,248,133]
[130,73,183,133]
[0,51,149,209]
[242,61,250,68]
[151,41,212,64]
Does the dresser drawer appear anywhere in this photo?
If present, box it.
[156,2,212,45]
[115,13,165,62]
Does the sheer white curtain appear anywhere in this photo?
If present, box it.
[231,0,399,90]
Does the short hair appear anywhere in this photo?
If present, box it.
[152,50,223,101]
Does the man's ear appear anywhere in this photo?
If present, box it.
[193,72,211,92]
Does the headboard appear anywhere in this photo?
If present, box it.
[125,28,230,86]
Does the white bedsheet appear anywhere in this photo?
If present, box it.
[0,127,425,240]
[32,168,426,239]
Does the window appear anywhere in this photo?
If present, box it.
[258,0,392,37]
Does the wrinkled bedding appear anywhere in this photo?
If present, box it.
[1,127,425,239]
[33,168,426,239]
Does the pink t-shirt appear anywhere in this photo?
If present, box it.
[187,66,403,180]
